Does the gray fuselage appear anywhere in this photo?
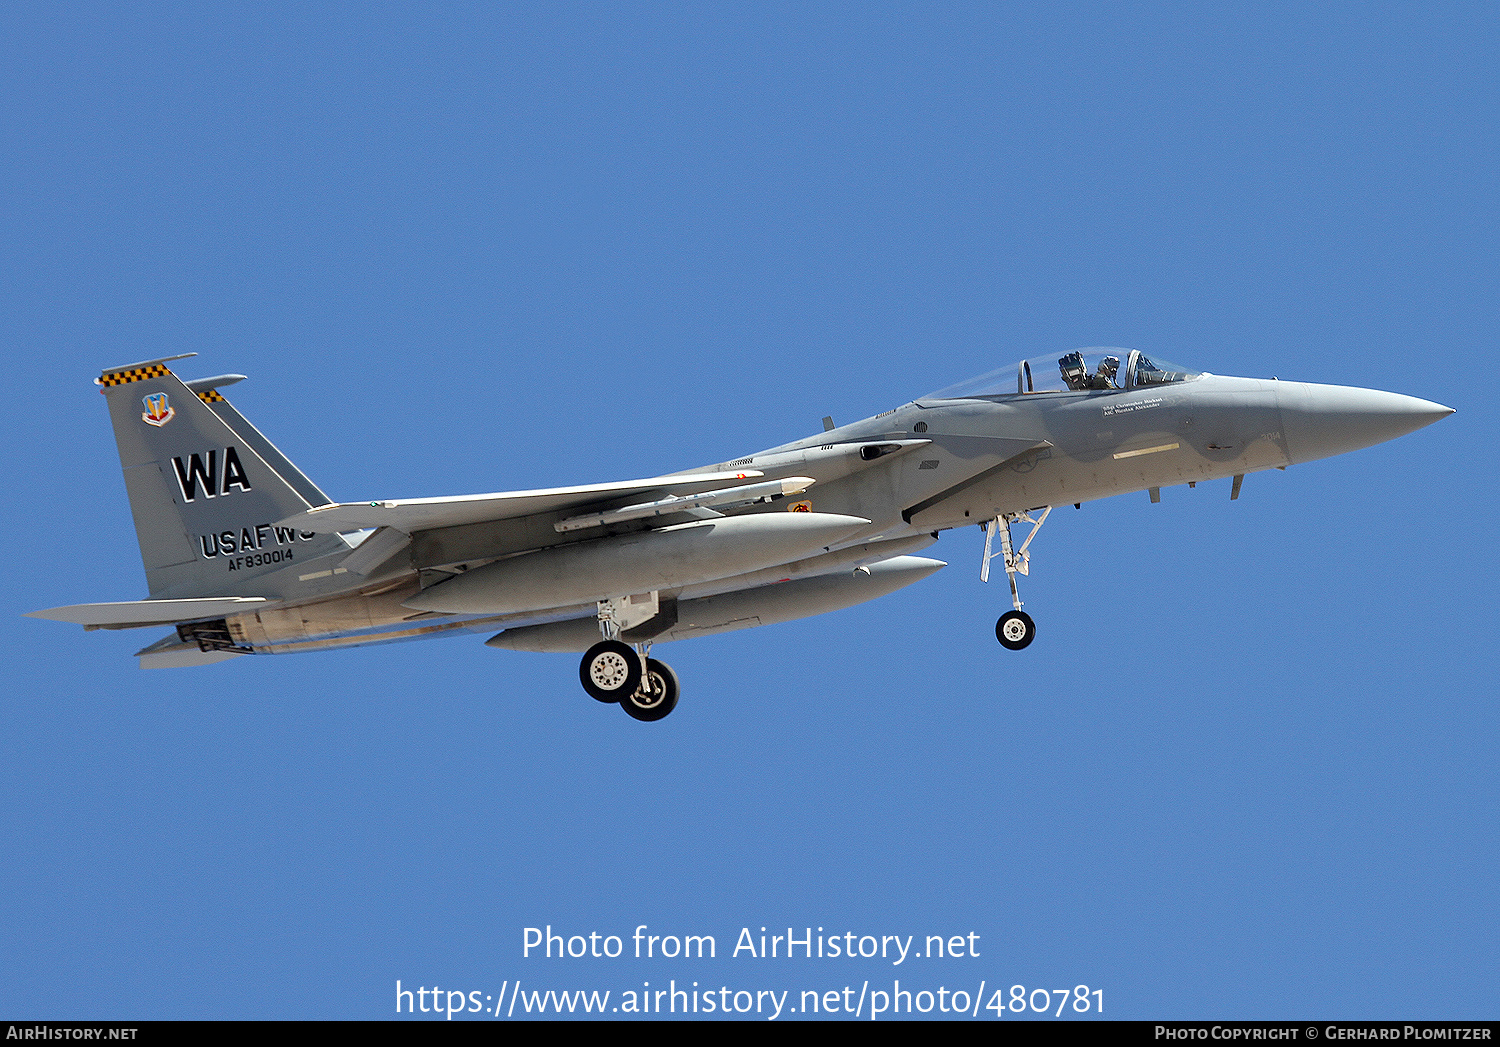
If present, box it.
[223,371,1449,655]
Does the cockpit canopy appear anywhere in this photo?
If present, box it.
[923,348,1200,400]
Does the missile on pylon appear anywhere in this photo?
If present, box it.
[402,511,872,616]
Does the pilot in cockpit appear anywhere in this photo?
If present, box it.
[1058,352,1120,390]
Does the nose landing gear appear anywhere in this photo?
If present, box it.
[982,507,1050,650]
[996,609,1036,650]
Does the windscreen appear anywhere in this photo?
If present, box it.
[923,348,1199,399]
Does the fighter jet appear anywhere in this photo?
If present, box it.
[30,350,1451,721]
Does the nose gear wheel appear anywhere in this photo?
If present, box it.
[982,508,1049,650]
[996,610,1036,650]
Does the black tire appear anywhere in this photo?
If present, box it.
[620,658,680,722]
[579,640,642,702]
[995,610,1035,650]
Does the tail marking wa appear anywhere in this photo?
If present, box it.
[172,447,254,502]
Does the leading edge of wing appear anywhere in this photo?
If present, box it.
[280,469,767,534]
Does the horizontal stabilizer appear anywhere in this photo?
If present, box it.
[281,469,768,534]
[135,635,246,669]
[27,597,269,629]
[142,648,244,668]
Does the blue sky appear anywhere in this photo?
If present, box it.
[1,2,1495,1020]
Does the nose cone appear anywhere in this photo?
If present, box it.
[1277,382,1454,465]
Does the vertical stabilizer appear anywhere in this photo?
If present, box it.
[98,357,347,598]
[191,380,331,506]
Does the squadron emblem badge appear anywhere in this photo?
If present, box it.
[141,392,175,427]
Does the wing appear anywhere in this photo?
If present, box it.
[277,469,767,534]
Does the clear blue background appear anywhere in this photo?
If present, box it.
[1,1,1494,1020]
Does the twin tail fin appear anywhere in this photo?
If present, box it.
[96,354,347,599]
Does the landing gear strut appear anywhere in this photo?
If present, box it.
[982,507,1050,650]
[580,595,682,720]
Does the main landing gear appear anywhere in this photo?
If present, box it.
[580,593,681,721]
[579,641,680,720]
[622,658,679,722]
[981,507,1051,651]
[580,639,640,701]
